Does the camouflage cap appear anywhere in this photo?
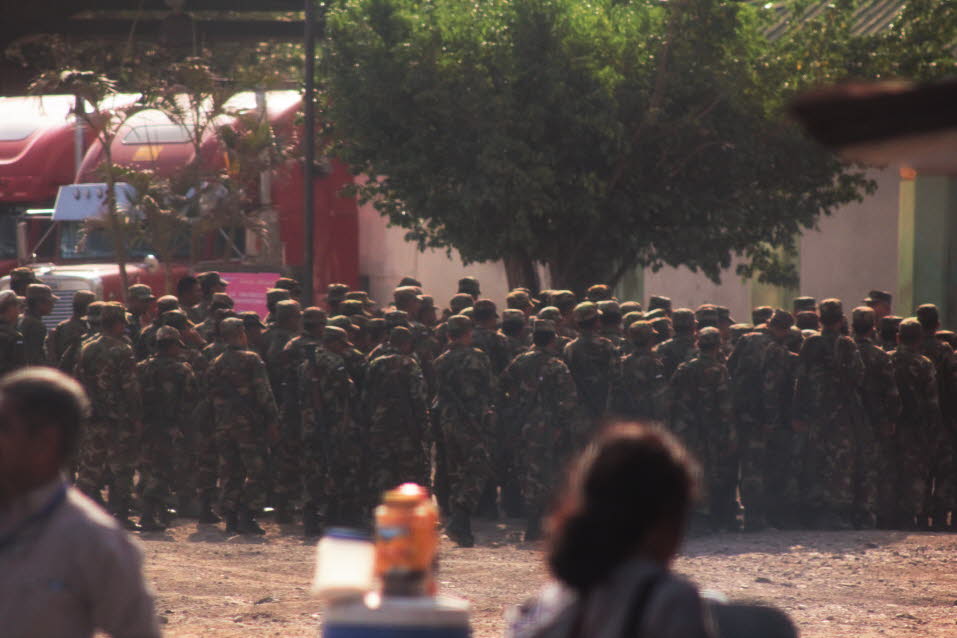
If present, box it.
[694,304,719,327]
[26,283,59,301]
[100,302,127,324]
[643,308,666,321]
[792,297,817,313]
[275,299,302,322]
[620,301,643,315]
[328,315,355,330]
[460,307,474,318]
[730,323,754,340]
[506,290,533,310]
[916,304,940,328]
[936,330,957,349]
[265,288,291,308]
[627,320,656,344]
[671,308,696,330]
[73,290,97,307]
[339,299,366,316]
[0,290,17,311]
[389,325,414,346]
[532,318,557,334]
[220,317,245,338]
[573,302,599,324]
[697,326,721,348]
[199,271,230,287]
[419,295,435,309]
[156,294,180,314]
[597,300,622,318]
[398,276,423,288]
[501,309,526,327]
[86,301,106,320]
[326,283,350,302]
[648,295,672,312]
[161,309,192,330]
[302,307,327,327]
[127,284,155,302]
[10,267,39,285]
[457,276,481,296]
[865,290,892,305]
[472,298,499,320]
[394,286,424,305]
[350,314,369,329]
[752,306,774,326]
[879,315,903,336]
[323,325,350,344]
[898,317,923,343]
[449,293,474,314]
[650,317,673,337]
[210,292,234,310]
[716,306,733,325]
[622,310,644,329]
[851,306,876,326]
[345,290,372,303]
[818,298,844,324]
[552,290,577,309]
[537,306,562,322]
[274,277,301,292]
[769,308,795,329]
[367,317,387,336]
[586,284,613,302]
[155,325,185,347]
[384,310,410,328]
[446,314,474,338]
[795,311,820,330]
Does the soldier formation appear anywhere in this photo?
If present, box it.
[0,265,953,544]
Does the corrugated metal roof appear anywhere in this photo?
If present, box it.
[753,0,907,40]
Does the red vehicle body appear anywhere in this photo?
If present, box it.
[1,91,359,326]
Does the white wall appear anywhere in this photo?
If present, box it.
[358,201,512,307]
[642,261,752,323]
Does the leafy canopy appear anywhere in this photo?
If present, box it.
[320,0,953,291]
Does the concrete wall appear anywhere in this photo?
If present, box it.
[641,262,753,324]
[358,201,512,307]
[799,168,900,314]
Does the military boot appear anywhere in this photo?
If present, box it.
[237,506,266,536]
[223,511,239,535]
[303,505,322,538]
[139,503,167,532]
[523,515,542,543]
[275,496,293,524]
[198,496,221,524]
[445,508,474,548]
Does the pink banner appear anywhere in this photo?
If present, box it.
[222,272,280,320]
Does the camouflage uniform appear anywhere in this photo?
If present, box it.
[668,334,735,524]
[74,328,142,514]
[46,316,88,367]
[18,310,48,365]
[793,329,865,522]
[613,348,667,422]
[472,325,511,376]
[0,318,26,376]
[563,304,619,436]
[361,349,431,494]
[854,334,901,525]
[888,344,940,524]
[300,340,366,525]
[207,342,280,514]
[432,342,496,514]
[136,345,198,512]
[655,334,699,380]
[500,345,580,517]
[761,336,801,526]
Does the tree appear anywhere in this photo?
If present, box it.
[320,0,955,293]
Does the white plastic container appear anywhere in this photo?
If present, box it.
[312,528,376,602]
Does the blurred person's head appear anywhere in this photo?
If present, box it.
[0,368,89,503]
[177,276,202,307]
[547,423,698,593]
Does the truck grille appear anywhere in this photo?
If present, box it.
[38,276,94,331]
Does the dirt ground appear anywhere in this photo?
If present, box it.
[141,518,957,637]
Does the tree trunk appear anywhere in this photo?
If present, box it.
[103,147,130,303]
[503,253,540,294]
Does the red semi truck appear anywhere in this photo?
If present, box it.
[1,91,359,328]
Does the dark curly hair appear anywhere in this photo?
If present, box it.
[547,422,699,592]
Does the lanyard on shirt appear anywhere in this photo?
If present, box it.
[0,484,68,552]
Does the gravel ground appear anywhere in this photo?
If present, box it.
[141,518,957,637]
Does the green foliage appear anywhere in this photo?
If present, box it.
[321,0,954,291]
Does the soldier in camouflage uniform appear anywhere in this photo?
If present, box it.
[552,291,578,341]
[135,295,180,361]
[613,321,667,422]
[668,327,735,531]
[46,290,95,366]
[435,293,474,347]
[501,309,529,363]
[263,300,302,394]
[458,276,481,301]
[793,299,865,529]
[362,327,431,495]
[300,326,365,535]
[136,326,199,530]
[264,288,293,327]
[176,275,203,324]
[850,307,901,529]
[194,272,230,325]
[0,290,25,376]
[563,302,619,438]
[762,313,803,529]
[125,284,156,354]
[19,284,57,365]
[207,317,280,535]
[58,301,105,373]
[619,311,644,357]
[274,276,302,301]
[887,319,940,529]
[432,315,496,547]
[500,319,581,540]
[915,304,957,529]
[597,300,624,350]
[879,315,903,353]
[647,295,672,317]
[74,303,142,528]
[470,299,511,375]
[327,315,368,391]
[196,293,234,343]
[9,266,39,296]
[655,309,698,380]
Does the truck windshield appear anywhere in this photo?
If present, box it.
[0,214,17,259]
[58,221,191,261]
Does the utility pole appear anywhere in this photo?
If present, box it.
[303,0,317,305]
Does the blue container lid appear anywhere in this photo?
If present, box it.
[325,527,373,542]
